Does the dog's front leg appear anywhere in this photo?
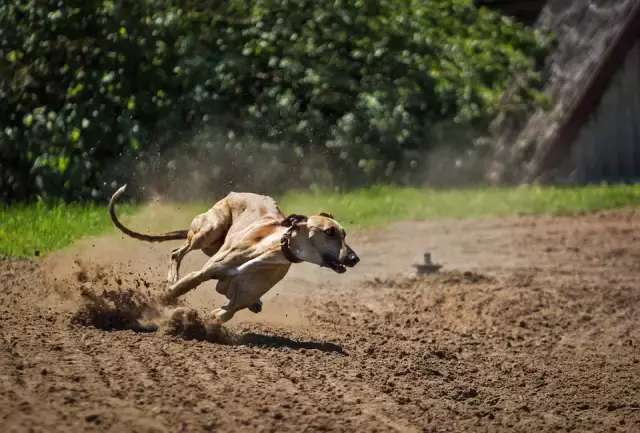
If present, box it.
[168,242,192,284]
[160,259,231,305]
[247,300,262,313]
[209,253,286,323]
[210,305,236,323]
[209,283,242,323]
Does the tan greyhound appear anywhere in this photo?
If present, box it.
[108,186,359,323]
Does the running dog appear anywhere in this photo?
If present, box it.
[108,186,359,323]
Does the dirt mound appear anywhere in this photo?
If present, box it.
[363,270,496,290]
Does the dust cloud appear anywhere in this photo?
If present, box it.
[59,257,240,344]
[71,286,240,344]
[103,120,489,204]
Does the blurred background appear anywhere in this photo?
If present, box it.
[0,0,640,208]
[3,0,638,204]
[0,0,551,202]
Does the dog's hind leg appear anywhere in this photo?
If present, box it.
[167,201,231,284]
[168,242,193,284]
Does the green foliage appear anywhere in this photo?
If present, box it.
[0,0,192,201]
[0,0,548,201]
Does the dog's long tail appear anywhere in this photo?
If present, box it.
[109,185,188,242]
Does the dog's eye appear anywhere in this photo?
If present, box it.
[325,227,337,237]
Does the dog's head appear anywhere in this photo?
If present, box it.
[282,212,359,273]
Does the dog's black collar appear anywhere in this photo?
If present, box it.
[281,227,303,263]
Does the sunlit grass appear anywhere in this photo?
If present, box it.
[2,184,639,257]
[279,184,640,227]
[0,201,135,257]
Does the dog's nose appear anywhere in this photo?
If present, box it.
[344,252,360,267]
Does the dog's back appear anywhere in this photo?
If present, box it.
[222,192,285,238]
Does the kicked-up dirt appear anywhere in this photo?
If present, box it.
[1,209,639,432]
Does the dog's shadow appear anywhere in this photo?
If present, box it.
[237,332,347,355]
[72,295,346,355]
[161,312,346,355]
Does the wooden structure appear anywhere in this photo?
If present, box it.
[488,0,640,184]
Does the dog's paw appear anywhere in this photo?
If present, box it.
[209,307,234,324]
[248,300,262,314]
[165,307,207,340]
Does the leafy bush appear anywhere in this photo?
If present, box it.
[1,0,188,201]
[0,0,547,202]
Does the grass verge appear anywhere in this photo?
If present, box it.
[1,184,638,257]
[0,201,135,257]
[279,184,640,227]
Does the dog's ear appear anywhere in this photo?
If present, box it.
[318,212,334,219]
[281,214,308,227]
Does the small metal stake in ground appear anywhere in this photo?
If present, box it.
[414,252,442,275]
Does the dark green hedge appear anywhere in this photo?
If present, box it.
[0,0,547,201]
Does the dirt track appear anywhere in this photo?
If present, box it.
[1,209,639,432]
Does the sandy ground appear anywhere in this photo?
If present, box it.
[1,208,639,432]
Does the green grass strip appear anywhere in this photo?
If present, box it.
[0,201,135,257]
[1,184,639,257]
[280,184,640,227]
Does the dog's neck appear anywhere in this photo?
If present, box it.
[281,226,324,266]
[280,227,303,263]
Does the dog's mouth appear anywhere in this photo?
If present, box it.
[324,259,347,274]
